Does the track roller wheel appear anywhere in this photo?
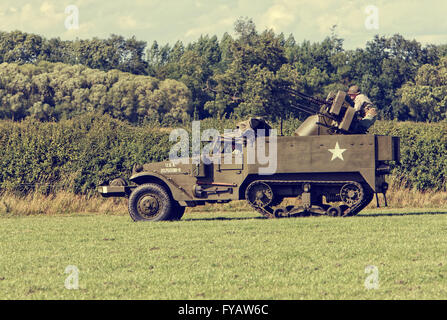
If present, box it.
[326,206,342,217]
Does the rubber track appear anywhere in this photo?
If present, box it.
[245,180,372,218]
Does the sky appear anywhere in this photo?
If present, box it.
[0,0,445,49]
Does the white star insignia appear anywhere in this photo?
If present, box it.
[328,142,347,161]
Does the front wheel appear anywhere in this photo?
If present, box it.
[128,183,176,221]
[172,203,186,220]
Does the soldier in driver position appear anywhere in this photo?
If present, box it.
[347,85,378,132]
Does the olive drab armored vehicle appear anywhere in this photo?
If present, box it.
[98,89,400,221]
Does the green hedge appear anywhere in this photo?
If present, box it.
[371,121,447,191]
[0,115,446,194]
[0,114,172,194]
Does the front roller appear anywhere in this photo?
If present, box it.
[128,183,184,221]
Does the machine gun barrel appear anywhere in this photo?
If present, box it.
[279,87,340,122]
[288,102,321,115]
[281,87,332,107]
[277,86,361,136]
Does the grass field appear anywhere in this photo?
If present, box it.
[1,208,447,299]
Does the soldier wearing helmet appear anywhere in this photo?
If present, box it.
[347,85,377,132]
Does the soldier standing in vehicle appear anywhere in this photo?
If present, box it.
[347,85,378,132]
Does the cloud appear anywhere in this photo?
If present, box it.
[40,1,54,14]
[185,14,233,38]
[182,3,239,40]
[118,16,138,29]
[62,20,96,39]
[261,4,295,31]
[0,2,65,34]
[256,0,447,48]
[0,0,444,49]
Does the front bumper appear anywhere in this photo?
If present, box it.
[97,185,134,198]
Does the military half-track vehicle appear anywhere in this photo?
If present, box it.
[98,89,400,221]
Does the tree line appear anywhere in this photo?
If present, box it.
[1,18,447,123]
[0,62,191,123]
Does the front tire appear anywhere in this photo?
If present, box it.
[172,203,186,220]
[128,183,175,221]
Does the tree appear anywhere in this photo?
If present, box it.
[346,34,435,120]
[205,18,296,120]
[399,57,447,122]
[0,31,43,64]
[0,61,191,124]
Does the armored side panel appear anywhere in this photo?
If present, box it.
[338,107,356,131]
[329,91,346,115]
[247,134,378,191]
[376,135,400,163]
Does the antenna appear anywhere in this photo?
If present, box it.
[280,117,283,136]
